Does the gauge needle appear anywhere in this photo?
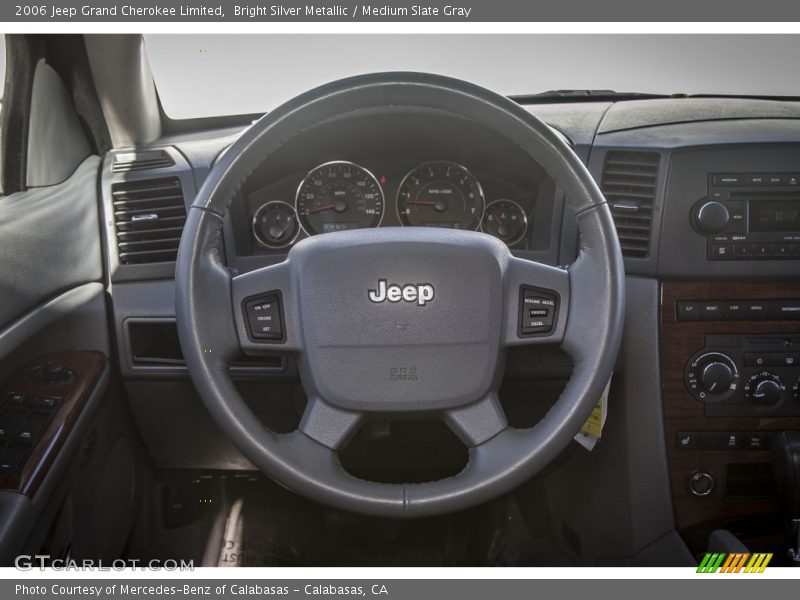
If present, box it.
[306,203,336,214]
[406,199,448,212]
[273,217,293,236]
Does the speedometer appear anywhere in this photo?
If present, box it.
[295,161,384,236]
[396,161,485,231]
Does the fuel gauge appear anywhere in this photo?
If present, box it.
[482,199,528,246]
[253,201,300,249]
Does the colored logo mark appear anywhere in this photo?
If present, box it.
[696,552,773,573]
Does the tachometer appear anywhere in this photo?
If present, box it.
[295,161,384,236]
[396,161,485,231]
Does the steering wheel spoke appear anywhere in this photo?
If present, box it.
[503,256,570,347]
[231,261,301,353]
[299,396,363,451]
[444,392,508,447]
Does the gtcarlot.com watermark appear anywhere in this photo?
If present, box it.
[14,555,194,571]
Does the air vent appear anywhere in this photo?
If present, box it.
[112,150,174,173]
[112,177,186,265]
[601,151,660,259]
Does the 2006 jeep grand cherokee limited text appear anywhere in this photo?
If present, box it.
[0,33,798,567]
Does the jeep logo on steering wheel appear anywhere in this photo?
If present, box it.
[368,280,435,306]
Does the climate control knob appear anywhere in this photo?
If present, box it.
[745,371,785,405]
[685,351,739,402]
[701,361,734,394]
[694,200,730,234]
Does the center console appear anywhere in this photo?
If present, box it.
[661,281,800,549]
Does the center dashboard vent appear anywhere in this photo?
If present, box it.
[111,177,187,265]
[601,150,660,259]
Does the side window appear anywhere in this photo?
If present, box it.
[0,34,6,97]
[0,35,6,195]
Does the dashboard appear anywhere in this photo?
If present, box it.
[100,95,800,560]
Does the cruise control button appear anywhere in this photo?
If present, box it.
[244,293,284,341]
[519,287,558,335]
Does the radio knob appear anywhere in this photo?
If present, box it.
[695,200,730,234]
[701,361,734,394]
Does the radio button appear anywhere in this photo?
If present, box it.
[746,174,768,185]
[712,174,745,186]
[753,244,773,258]
[710,244,732,259]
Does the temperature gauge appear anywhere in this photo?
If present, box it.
[482,199,528,245]
[253,201,300,249]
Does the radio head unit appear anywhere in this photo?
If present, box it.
[694,173,800,260]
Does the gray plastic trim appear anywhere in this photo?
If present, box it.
[84,35,161,147]
[26,60,91,188]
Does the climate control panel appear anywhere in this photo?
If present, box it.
[684,334,800,417]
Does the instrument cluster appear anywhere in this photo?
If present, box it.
[247,159,534,252]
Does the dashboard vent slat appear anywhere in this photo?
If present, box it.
[601,150,660,259]
[111,177,186,265]
[112,150,175,173]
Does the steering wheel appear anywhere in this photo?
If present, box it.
[175,73,624,519]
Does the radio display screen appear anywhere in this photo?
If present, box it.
[749,200,800,232]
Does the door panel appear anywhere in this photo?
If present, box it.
[0,155,102,331]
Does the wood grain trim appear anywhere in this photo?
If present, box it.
[660,282,800,534]
[0,351,106,496]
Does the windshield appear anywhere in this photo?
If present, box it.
[145,34,800,119]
